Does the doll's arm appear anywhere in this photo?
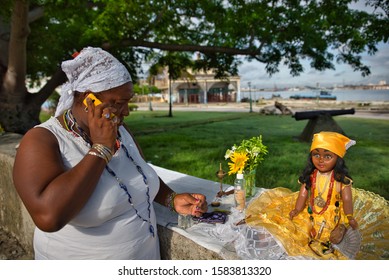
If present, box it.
[289,184,308,220]
[342,185,358,229]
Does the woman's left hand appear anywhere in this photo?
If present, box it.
[174,193,208,217]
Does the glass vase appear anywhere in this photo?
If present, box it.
[244,169,256,198]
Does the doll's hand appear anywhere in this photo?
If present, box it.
[348,217,358,230]
[289,209,299,220]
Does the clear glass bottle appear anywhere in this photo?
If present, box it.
[178,214,193,229]
[234,172,246,212]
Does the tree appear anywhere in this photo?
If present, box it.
[1,0,388,133]
[148,52,195,117]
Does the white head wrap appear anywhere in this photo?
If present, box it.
[55,47,132,116]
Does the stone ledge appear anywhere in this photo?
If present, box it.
[0,133,35,258]
[158,226,223,260]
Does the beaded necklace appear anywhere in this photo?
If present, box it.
[314,172,330,208]
[105,139,155,238]
[307,169,335,239]
[62,109,155,238]
[309,169,334,215]
[63,109,91,143]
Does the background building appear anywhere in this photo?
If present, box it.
[151,68,241,104]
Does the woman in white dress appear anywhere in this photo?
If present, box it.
[13,47,208,259]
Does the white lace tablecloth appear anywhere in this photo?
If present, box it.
[151,164,300,260]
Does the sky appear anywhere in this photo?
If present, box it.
[237,42,389,90]
[237,2,389,90]
[140,1,388,90]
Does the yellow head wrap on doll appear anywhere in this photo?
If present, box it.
[310,131,356,158]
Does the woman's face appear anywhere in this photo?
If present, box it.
[94,82,134,124]
[311,148,338,173]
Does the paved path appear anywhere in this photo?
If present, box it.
[135,101,389,120]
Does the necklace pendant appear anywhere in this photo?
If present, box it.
[314,196,326,208]
[310,226,317,239]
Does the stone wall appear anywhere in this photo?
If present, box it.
[0,133,34,259]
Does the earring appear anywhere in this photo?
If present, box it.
[84,107,89,112]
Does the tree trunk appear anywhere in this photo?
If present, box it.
[0,67,66,133]
[0,0,30,133]
[0,94,41,134]
[0,1,66,134]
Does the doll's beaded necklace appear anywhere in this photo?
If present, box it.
[309,169,334,215]
[63,109,155,238]
[307,169,342,241]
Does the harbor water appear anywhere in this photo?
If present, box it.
[240,89,389,102]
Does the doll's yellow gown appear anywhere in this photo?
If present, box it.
[245,171,388,260]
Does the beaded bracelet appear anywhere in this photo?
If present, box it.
[166,192,177,213]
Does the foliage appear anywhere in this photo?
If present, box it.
[148,51,195,117]
[46,91,60,110]
[133,84,161,95]
[128,103,138,111]
[224,136,268,175]
[1,0,389,133]
[148,52,195,81]
[4,0,389,82]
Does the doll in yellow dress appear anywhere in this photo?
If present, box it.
[245,131,388,259]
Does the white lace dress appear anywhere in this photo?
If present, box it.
[33,117,160,259]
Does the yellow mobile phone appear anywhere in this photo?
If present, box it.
[83,93,115,118]
[83,93,102,107]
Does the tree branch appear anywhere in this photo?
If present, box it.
[5,0,29,99]
[119,40,266,62]
[32,67,67,104]
[28,6,44,23]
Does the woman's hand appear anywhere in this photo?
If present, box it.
[85,96,118,151]
[174,193,208,217]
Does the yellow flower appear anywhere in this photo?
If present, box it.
[227,151,248,175]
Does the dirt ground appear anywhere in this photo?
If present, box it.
[0,227,29,260]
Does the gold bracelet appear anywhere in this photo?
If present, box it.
[91,148,110,163]
[346,214,354,220]
[165,192,177,213]
[92,143,113,155]
[88,150,108,164]
[92,144,113,163]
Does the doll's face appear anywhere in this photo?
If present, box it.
[311,148,338,173]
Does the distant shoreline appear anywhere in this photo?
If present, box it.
[241,85,389,92]
[239,88,389,102]
[135,100,389,120]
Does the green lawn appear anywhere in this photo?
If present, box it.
[41,109,389,200]
[125,110,389,200]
